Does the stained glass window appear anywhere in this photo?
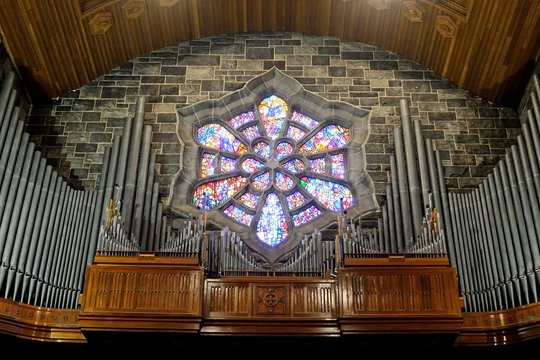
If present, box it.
[192,94,353,247]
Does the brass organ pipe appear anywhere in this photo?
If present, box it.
[60,190,87,308]
[102,136,120,227]
[504,154,536,303]
[27,173,59,304]
[400,99,423,241]
[449,193,473,311]
[3,150,41,297]
[0,71,15,122]
[123,97,146,237]
[515,139,540,285]
[386,184,397,253]
[458,193,481,311]
[495,164,526,306]
[522,123,540,198]
[482,178,511,309]
[142,153,155,251]
[390,155,403,252]
[414,119,431,209]
[18,164,52,302]
[74,190,97,308]
[148,183,159,251]
[489,172,519,308]
[0,91,17,155]
[394,126,413,248]
[478,183,505,310]
[43,186,76,307]
[526,109,540,169]
[471,188,496,310]
[0,121,25,221]
[435,150,450,255]
[36,181,68,306]
[88,147,110,260]
[0,139,32,286]
[382,204,390,253]
[132,125,152,246]
[55,190,83,308]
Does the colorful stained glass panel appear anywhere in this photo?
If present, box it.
[227,111,256,129]
[299,125,350,155]
[310,158,326,174]
[258,95,288,140]
[241,158,265,173]
[281,158,305,173]
[299,176,353,211]
[275,142,293,160]
[286,125,306,141]
[290,111,318,129]
[251,171,270,190]
[220,156,236,173]
[242,125,261,141]
[253,141,271,159]
[200,153,215,178]
[238,191,259,209]
[193,176,247,209]
[286,191,308,209]
[197,123,247,154]
[292,205,322,226]
[275,171,294,191]
[331,153,345,178]
[256,193,288,246]
[224,204,253,226]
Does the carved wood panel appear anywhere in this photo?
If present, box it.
[81,264,203,315]
[340,267,461,315]
[204,279,336,319]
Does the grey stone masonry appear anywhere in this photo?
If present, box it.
[26,32,523,205]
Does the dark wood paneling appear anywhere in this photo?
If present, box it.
[0,0,539,106]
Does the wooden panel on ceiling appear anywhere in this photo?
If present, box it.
[0,0,539,106]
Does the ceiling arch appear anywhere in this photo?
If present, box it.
[0,0,539,107]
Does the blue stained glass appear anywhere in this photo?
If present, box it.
[299,124,350,155]
[242,158,265,173]
[227,111,256,129]
[193,92,357,249]
[299,177,353,211]
[197,123,247,154]
[242,125,261,141]
[224,204,253,225]
[256,193,288,246]
[281,158,305,173]
[258,95,288,140]
[292,205,322,226]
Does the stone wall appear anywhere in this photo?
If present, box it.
[26,32,523,205]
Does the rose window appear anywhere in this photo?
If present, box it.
[192,94,355,247]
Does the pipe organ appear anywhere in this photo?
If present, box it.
[1,70,540,346]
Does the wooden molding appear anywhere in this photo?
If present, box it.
[366,0,391,11]
[0,297,84,342]
[159,0,179,7]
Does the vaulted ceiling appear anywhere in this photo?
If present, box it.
[0,0,539,108]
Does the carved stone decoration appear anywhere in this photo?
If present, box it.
[435,15,459,38]
[401,1,425,23]
[88,12,113,35]
[255,286,287,315]
[366,0,391,11]
[122,0,146,20]
[159,0,179,7]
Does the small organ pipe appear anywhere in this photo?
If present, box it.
[142,153,155,251]
[385,184,397,253]
[390,155,404,252]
